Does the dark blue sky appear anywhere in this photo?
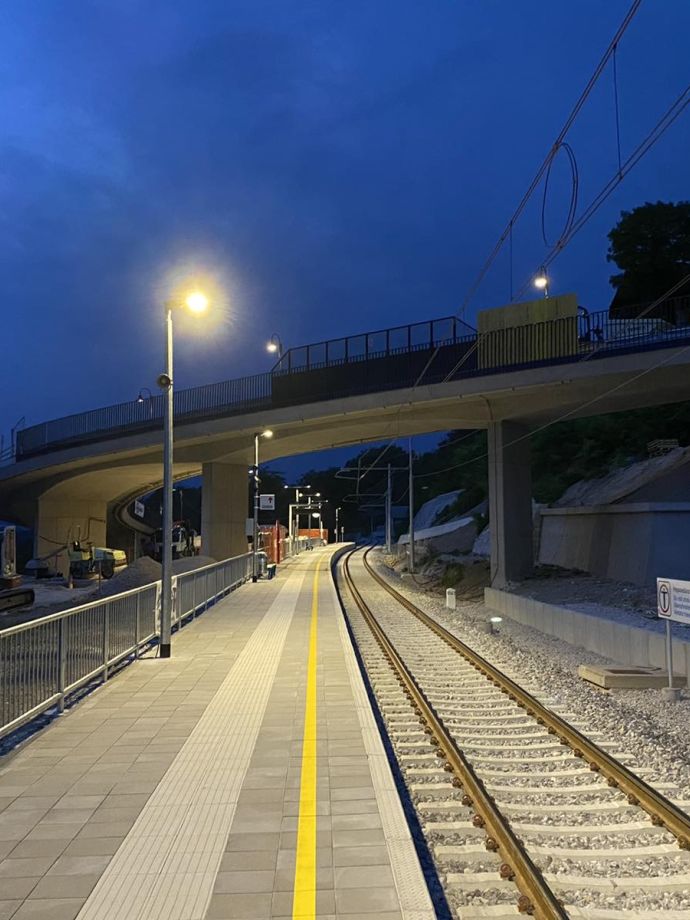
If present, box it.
[1,1,688,476]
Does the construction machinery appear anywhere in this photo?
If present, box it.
[152,521,199,561]
[68,541,127,579]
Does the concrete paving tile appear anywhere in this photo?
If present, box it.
[271,890,335,917]
[22,824,81,843]
[330,800,379,816]
[0,858,56,879]
[334,887,400,914]
[333,845,389,867]
[0,879,39,900]
[206,892,272,919]
[213,870,275,893]
[274,866,333,891]
[331,828,386,848]
[10,897,85,920]
[225,832,280,853]
[330,787,375,801]
[62,837,123,857]
[0,901,21,919]
[219,852,276,872]
[336,912,401,920]
[46,855,112,877]
[39,810,93,827]
[76,819,135,838]
[330,813,382,831]
[29,874,99,899]
[7,840,70,860]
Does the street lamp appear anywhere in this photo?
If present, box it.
[136,387,154,418]
[252,429,274,582]
[158,289,208,659]
[285,484,310,542]
[266,334,283,357]
[533,267,549,298]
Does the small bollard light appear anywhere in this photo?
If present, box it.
[489,616,503,635]
[446,588,456,610]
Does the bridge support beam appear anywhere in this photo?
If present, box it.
[488,420,533,588]
[201,462,248,561]
[35,498,108,576]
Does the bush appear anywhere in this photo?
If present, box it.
[441,563,465,587]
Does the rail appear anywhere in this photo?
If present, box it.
[13,298,690,460]
[0,552,253,742]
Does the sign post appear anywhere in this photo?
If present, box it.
[657,577,689,701]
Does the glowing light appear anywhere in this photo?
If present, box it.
[261,429,274,439]
[185,291,208,313]
[266,342,278,353]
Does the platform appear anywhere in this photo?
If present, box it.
[0,546,433,920]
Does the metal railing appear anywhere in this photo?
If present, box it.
[13,299,690,460]
[0,552,253,742]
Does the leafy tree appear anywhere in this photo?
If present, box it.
[607,201,690,318]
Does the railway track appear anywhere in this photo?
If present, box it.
[337,546,690,920]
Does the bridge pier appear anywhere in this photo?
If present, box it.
[35,497,108,575]
[488,420,533,588]
[201,461,249,560]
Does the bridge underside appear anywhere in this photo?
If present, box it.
[1,344,689,579]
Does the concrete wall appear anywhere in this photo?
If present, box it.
[201,462,249,560]
[539,502,690,585]
[478,294,578,368]
[35,497,108,575]
[485,587,690,684]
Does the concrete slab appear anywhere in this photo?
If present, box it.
[577,664,686,690]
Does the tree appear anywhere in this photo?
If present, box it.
[607,201,690,320]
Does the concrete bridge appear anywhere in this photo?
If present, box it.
[2,294,689,586]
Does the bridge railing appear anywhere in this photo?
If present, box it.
[0,552,253,743]
[13,301,690,460]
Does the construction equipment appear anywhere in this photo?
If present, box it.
[68,542,127,579]
[152,521,199,561]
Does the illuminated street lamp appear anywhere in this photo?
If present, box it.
[158,289,208,659]
[252,429,274,582]
[266,334,283,358]
[533,267,549,298]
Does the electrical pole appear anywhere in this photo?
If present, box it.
[408,438,415,573]
[385,463,392,554]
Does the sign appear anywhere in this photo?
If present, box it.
[657,577,690,626]
[259,494,275,511]
[134,499,145,519]
[1,526,17,577]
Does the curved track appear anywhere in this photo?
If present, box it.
[337,546,690,920]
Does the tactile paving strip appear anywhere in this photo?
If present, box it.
[75,565,308,920]
[330,563,436,920]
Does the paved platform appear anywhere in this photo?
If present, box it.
[0,546,433,920]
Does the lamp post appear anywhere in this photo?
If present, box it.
[252,429,273,582]
[335,507,341,544]
[159,290,208,659]
[284,484,310,543]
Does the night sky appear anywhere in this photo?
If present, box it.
[1,1,688,477]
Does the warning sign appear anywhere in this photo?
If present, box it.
[657,577,690,626]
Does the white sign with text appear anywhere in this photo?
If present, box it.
[657,577,690,626]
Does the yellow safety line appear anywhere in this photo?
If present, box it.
[292,557,322,920]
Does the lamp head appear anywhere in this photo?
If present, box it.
[261,429,274,439]
[185,291,208,314]
[533,269,548,291]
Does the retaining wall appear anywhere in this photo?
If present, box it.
[484,587,690,684]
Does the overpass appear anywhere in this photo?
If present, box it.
[2,293,690,586]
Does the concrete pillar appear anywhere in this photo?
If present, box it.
[201,462,249,561]
[488,420,533,588]
[35,497,108,575]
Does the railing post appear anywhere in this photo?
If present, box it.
[103,604,110,683]
[135,593,141,658]
[58,618,66,712]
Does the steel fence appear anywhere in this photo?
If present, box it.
[0,552,253,742]
[13,301,690,460]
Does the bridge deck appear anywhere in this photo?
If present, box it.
[0,546,431,920]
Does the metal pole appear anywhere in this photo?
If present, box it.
[335,507,340,544]
[160,307,174,658]
[665,619,674,689]
[252,434,259,582]
[408,438,415,574]
[386,463,392,554]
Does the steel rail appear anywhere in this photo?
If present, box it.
[340,548,567,919]
[361,546,690,851]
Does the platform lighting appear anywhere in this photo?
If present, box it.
[267,334,283,357]
[159,288,209,658]
[533,268,549,298]
[252,429,274,582]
